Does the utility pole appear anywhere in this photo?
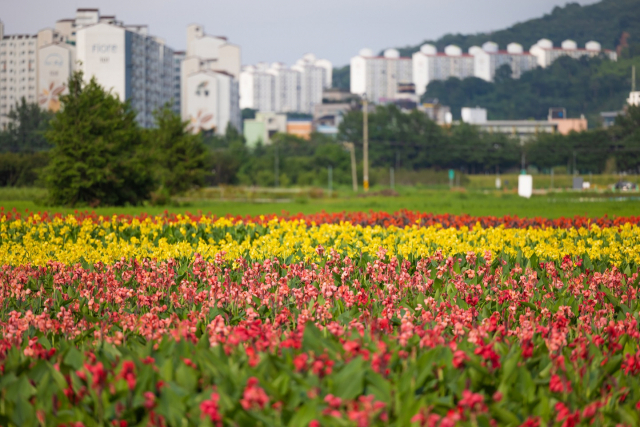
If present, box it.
[363,94,369,192]
[343,142,358,192]
[390,167,395,190]
[274,143,279,187]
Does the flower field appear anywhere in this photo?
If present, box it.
[1,209,640,426]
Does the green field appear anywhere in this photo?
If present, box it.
[1,183,639,219]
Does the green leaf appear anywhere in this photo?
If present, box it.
[63,347,83,370]
[332,357,365,400]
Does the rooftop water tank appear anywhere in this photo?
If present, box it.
[507,43,523,54]
[359,48,374,57]
[384,48,400,58]
[482,41,499,53]
[468,46,483,55]
[420,44,437,55]
[585,41,601,51]
[302,53,317,63]
[561,39,577,50]
[444,45,462,56]
[536,38,553,49]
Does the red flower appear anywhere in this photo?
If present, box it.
[240,377,269,411]
[452,350,469,369]
[118,361,136,390]
[200,392,222,426]
[458,390,487,413]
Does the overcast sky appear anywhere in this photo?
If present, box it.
[3,0,597,67]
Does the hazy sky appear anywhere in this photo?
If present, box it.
[2,0,597,67]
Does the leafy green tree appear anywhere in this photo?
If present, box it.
[204,124,250,186]
[610,104,640,171]
[0,98,53,152]
[146,106,208,196]
[44,71,154,207]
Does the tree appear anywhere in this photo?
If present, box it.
[44,71,154,207]
[146,106,208,197]
[0,98,53,152]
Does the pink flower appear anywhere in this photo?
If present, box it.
[240,377,269,411]
[200,392,222,426]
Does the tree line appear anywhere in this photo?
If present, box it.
[1,72,639,206]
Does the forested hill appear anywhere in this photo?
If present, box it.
[332,0,640,91]
[394,0,640,57]
[424,55,640,125]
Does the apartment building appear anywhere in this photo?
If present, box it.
[180,24,241,134]
[473,42,538,82]
[0,23,38,128]
[2,9,176,129]
[172,51,185,115]
[239,54,332,114]
[529,39,617,68]
[76,19,176,128]
[412,44,474,96]
[350,48,412,103]
[239,63,275,112]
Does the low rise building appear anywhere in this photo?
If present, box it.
[600,111,623,128]
[286,118,314,140]
[243,111,287,147]
[467,107,588,141]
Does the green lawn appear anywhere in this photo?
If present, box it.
[1,186,639,219]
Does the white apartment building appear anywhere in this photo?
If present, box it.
[181,24,241,134]
[351,48,412,103]
[76,20,176,128]
[629,91,640,107]
[0,24,38,128]
[529,39,617,68]
[292,54,330,114]
[268,63,300,113]
[473,42,538,82]
[239,63,275,112]
[412,44,474,96]
[239,54,331,114]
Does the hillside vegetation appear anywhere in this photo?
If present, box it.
[394,0,640,57]
[425,55,640,123]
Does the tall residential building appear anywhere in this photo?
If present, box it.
[181,24,241,134]
[529,39,617,68]
[172,51,185,115]
[0,23,38,128]
[350,48,412,103]
[76,19,176,128]
[239,54,332,114]
[412,44,474,96]
[268,63,300,113]
[292,53,330,114]
[2,9,176,129]
[239,63,275,112]
[473,42,538,82]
